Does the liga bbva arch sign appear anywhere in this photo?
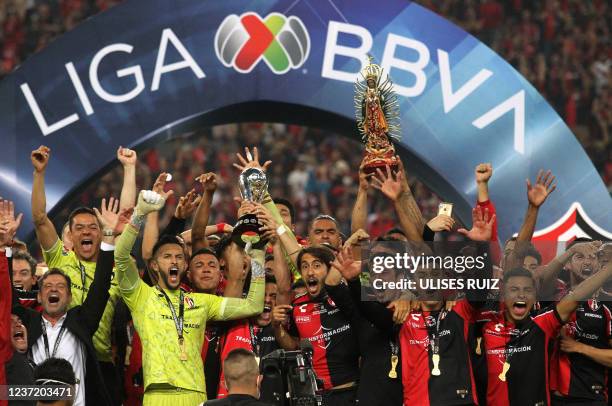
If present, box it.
[0,0,610,242]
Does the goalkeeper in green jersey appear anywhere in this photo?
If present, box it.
[114,189,265,406]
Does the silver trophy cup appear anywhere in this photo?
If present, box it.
[233,168,269,249]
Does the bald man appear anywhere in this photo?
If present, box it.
[204,349,273,405]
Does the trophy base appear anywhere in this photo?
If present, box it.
[362,157,399,175]
[232,214,268,250]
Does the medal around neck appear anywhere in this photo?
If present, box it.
[355,56,401,175]
[232,167,269,249]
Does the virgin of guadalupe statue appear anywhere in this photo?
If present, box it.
[355,57,401,174]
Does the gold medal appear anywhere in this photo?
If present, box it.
[475,337,482,355]
[179,337,188,362]
[388,355,399,378]
[498,361,510,381]
[431,353,441,376]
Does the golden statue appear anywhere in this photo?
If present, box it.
[355,57,401,174]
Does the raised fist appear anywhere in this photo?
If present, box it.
[31,146,50,173]
[475,163,493,184]
[136,190,172,217]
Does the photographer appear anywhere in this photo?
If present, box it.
[205,349,273,406]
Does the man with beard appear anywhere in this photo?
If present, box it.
[545,241,612,405]
[114,190,265,405]
[481,258,612,406]
[272,246,359,406]
[31,146,136,404]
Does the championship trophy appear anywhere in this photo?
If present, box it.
[232,167,269,250]
[355,56,401,174]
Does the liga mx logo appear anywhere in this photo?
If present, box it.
[215,12,310,74]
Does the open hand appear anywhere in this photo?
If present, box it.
[371,165,404,201]
[457,206,496,241]
[233,147,271,172]
[93,197,120,230]
[175,189,201,219]
[331,247,362,281]
[527,170,556,208]
[0,199,23,246]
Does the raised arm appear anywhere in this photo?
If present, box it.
[475,163,498,241]
[192,173,216,252]
[0,203,19,366]
[351,161,370,234]
[0,200,32,347]
[505,170,556,270]
[80,200,126,334]
[557,262,612,323]
[372,165,422,241]
[332,246,396,332]
[325,248,360,321]
[116,190,172,295]
[211,247,265,320]
[536,241,599,299]
[30,146,59,250]
[117,147,137,212]
[256,208,292,305]
[395,159,425,233]
[141,173,169,260]
[518,170,556,241]
[0,249,11,367]
[141,212,159,262]
[234,147,302,276]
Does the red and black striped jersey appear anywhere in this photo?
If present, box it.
[399,300,479,406]
[551,300,611,402]
[289,292,359,390]
[482,308,562,406]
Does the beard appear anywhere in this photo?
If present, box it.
[158,269,185,290]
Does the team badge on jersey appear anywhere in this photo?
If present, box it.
[184,296,195,309]
[588,299,599,311]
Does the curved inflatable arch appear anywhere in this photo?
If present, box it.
[0,0,610,242]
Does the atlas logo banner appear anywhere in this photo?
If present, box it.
[215,12,310,74]
[531,202,612,263]
[0,0,610,241]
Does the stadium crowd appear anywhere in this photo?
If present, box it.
[0,0,610,188]
[0,143,611,406]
